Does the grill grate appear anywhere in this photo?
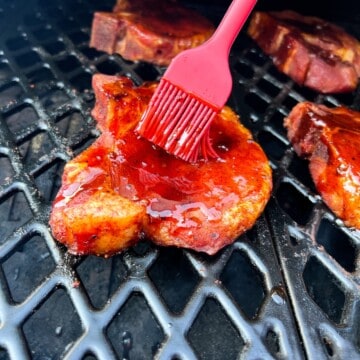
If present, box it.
[0,0,359,359]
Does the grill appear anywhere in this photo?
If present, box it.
[0,0,359,359]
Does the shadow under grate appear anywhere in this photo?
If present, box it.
[23,288,83,359]
[187,297,245,360]
[220,250,265,320]
[0,155,14,184]
[76,255,128,310]
[275,182,314,226]
[148,247,200,314]
[316,219,358,273]
[303,256,347,325]
[3,104,39,136]
[107,292,165,359]
[0,190,33,243]
[33,159,65,203]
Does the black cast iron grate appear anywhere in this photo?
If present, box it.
[0,0,359,359]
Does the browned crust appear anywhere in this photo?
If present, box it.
[284,102,360,229]
[247,11,360,93]
[50,75,272,256]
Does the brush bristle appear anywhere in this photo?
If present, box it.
[136,79,219,162]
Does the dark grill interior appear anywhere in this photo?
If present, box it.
[0,0,359,359]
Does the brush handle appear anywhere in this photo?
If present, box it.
[209,0,257,55]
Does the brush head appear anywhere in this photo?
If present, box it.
[163,42,233,109]
[135,17,234,162]
[136,78,219,162]
[135,0,257,161]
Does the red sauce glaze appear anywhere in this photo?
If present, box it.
[98,109,269,229]
[312,123,360,201]
[285,102,360,229]
[91,77,270,223]
[50,75,272,255]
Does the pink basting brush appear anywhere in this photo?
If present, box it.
[136,0,257,162]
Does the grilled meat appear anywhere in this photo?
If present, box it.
[49,75,272,256]
[284,101,360,229]
[247,11,360,93]
[90,0,214,66]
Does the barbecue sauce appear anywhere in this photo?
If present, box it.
[50,76,272,255]
[106,118,253,225]
[85,78,269,228]
[285,102,360,230]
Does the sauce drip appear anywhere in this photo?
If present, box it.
[50,76,272,256]
[84,79,270,230]
[105,119,246,227]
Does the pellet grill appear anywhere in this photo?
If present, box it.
[0,0,359,359]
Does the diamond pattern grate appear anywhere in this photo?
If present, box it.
[0,0,359,359]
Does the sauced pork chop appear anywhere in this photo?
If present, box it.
[49,75,272,256]
[285,102,360,229]
[90,0,214,66]
[247,11,360,93]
